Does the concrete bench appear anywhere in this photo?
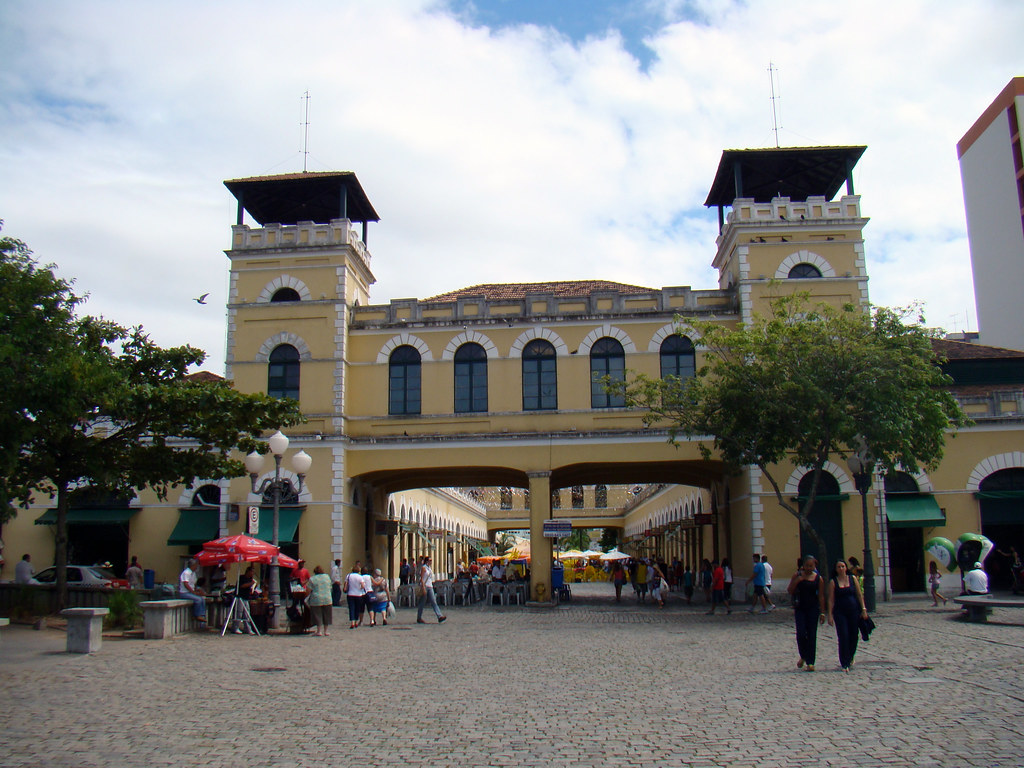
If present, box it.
[952,594,1024,623]
[0,617,8,640]
[141,599,203,639]
[60,607,109,653]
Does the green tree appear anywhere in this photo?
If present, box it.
[562,527,593,552]
[622,294,966,576]
[1,231,304,607]
[495,531,517,556]
[598,527,619,552]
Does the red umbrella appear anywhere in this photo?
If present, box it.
[195,534,299,569]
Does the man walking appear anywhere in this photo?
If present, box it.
[330,558,343,607]
[416,555,447,625]
[762,554,776,610]
[748,553,768,613]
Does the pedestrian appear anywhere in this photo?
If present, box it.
[928,561,948,606]
[682,564,694,604]
[416,555,447,624]
[700,559,712,603]
[14,554,34,584]
[344,562,365,629]
[330,559,343,606]
[649,560,668,608]
[721,557,733,611]
[827,558,868,672]
[399,557,411,586]
[636,558,649,603]
[307,565,333,637]
[611,560,627,602]
[360,566,374,625]
[126,556,144,590]
[762,554,776,610]
[368,568,390,626]
[706,559,728,614]
[788,556,825,671]
[747,553,768,613]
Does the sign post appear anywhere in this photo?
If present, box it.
[542,519,572,539]
[247,505,260,536]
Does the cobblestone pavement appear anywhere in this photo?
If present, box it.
[1,585,1022,768]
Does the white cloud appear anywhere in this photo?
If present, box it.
[1,0,1021,371]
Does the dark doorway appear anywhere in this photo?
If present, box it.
[978,468,1024,591]
[887,527,924,592]
[798,472,843,572]
[67,524,130,576]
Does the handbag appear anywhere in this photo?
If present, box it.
[386,600,396,617]
[858,615,876,641]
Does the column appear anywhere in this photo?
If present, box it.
[527,471,554,604]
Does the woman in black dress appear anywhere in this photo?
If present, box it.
[827,559,869,672]
[787,556,826,671]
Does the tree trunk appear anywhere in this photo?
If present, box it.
[55,483,70,612]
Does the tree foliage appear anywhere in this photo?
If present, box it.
[622,294,967,574]
[1,226,305,606]
[562,527,593,552]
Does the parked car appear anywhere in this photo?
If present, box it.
[31,565,130,589]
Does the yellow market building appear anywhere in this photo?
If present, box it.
[3,145,1023,602]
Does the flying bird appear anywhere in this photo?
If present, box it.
[194,293,209,305]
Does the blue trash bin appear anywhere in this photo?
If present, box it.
[143,569,156,589]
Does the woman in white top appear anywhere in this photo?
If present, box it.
[416,556,447,624]
[344,564,366,629]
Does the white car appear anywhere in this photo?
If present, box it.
[30,565,128,588]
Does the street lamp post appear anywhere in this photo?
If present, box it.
[245,430,312,630]
[846,445,877,612]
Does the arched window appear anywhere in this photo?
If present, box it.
[271,287,301,302]
[884,472,920,494]
[590,337,625,408]
[571,486,584,509]
[788,263,822,279]
[595,485,607,509]
[261,479,298,505]
[454,342,488,413]
[660,335,695,382]
[522,339,557,410]
[191,484,221,507]
[389,345,421,415]
[268,344,300,400]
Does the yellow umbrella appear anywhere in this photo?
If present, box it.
[558,549,586,560]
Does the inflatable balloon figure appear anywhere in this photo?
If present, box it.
[924,537,958,572]
[955,533,993,572]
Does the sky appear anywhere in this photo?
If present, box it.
[1,0,1021,373]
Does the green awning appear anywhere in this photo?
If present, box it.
[167,508,220,546]
[973,490,1024,499]
[35,508,138,525]
[256,507,303,543]
[477,546,495,557]
[885,495,946,528]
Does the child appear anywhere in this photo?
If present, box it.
[928,561,947,606]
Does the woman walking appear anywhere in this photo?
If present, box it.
[611,561,627,602]
[928,561,948,606]
[788,556,825,671]
[368,568,390,626]
[827,558,869,672]
[344,563,366,629]
[307,565,333,636]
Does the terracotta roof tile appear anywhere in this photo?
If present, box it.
[425,280,656,302]
[185,371,225,383]
[932,339,1024,360]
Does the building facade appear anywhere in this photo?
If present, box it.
[958,77,1024,352]
[3,144,1024,600]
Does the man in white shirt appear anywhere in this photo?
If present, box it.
[330,559,342,606]
[178,558,207,626]
[762,555,776,610]
[416,556,447,624]
[14,554,34,584]
[964,562,989,595]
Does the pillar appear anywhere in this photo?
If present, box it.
[527,472,554,604]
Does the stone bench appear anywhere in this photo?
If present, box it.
[141,599,203,639]
[952,594,1024,623]
[60,607,109,653]
[0,617,8,640]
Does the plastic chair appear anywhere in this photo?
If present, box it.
[485,582,504,606]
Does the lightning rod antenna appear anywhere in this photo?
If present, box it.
[768,62,781,148]
[301,90,311,172]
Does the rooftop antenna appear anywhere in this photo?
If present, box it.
[768,62,781,148]
[301,90,311,172]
